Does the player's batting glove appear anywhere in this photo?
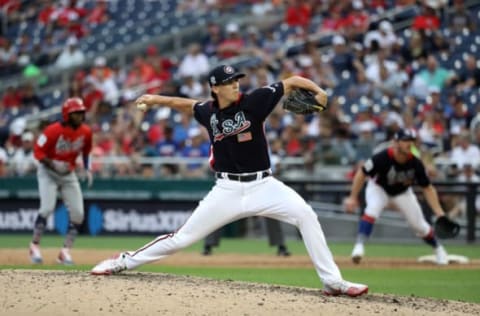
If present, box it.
[434,216,460,239]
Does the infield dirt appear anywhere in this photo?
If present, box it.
[1,249,479,316]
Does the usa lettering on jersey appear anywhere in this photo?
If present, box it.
[210,111,251,142]
[55,135,85,154]
[386,168,415,186]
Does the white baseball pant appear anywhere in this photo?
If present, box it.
[122,176,343,285]
[364,180,431,236]
[37,164,84,224]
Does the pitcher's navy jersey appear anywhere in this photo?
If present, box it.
[193,82,284,173]
[362,147,431,196]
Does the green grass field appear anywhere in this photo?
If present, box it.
[1,234,479,303]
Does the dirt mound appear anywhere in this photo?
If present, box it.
[1,270,479,316]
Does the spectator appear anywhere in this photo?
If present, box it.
[20,83,45,112]
[455,54,480,93]
[179,127,210,178]
[2,86,21,109]
[341,0,370,41]
[418,110,445,150]
[318,6,342,34]
[202,22,223,57]
[449,131,480,171]
[284,0,312,30]
[328,35,356,76]
[417,86,443,122]
[0,37,18,75]
[217,23,245,59]
[86,0,109,26]
[9,130,36,176]
[155,125,180,176]
[177,43,210,79]
[400,30,428,64]
[412,3,441,32]
[410,54,455,99]
[348,69,374,100]
[179,76,204,99]
[54,36,85,69]
[364,20,397,52]
[87,56,120,106]
[448,0,476,34]
[446,96,473,136]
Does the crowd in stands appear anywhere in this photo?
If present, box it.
[1,0,480,215]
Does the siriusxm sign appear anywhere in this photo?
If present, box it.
[0,200,195,235]
[88,204,192,234]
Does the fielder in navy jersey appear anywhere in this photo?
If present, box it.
[344,129,450,265]
[91,64,368,297]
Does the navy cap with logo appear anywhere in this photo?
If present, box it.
[208,65,245,86]
[394,129,417,141]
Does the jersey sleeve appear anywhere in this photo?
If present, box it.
[243,81,284,120]
[414,159,431,187]
[193,100,210,128]
[33,124,56,161]
[361,155,379,177]
[82,125,93,156]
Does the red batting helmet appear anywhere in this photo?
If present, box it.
[62,97,86,122]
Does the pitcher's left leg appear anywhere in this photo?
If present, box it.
[246,177,342,284]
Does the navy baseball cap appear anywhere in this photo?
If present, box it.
[394,129,417,141]
[208,65,245,86]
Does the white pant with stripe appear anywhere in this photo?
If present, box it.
[364,180,431,237]
[122,176,343,285]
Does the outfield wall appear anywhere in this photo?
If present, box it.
[0,177,477,242]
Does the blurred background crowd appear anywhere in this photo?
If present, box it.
[0,0,480,209]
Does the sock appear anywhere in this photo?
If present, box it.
[32,215,47,244]
[356,214,376,243]
[422,229,438,248]
[63,223,80,249]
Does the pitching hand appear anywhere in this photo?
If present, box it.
[135,94,157,111]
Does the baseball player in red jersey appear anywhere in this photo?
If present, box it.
[91,65,368,297]
[344,129,450,265]
[29,97,93,265]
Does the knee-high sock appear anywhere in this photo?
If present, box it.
[356,214,376,243]
[32,215,47,244]
[63,223,80,248]
[422,228,439,248]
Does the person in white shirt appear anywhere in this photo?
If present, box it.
[54,37,86,70]
[177,43,210,79]
[450,132,480,172]
[9,131,37,176]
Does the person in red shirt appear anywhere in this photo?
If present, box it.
[285,0,312,29]
[412,3,441,31]
[29,97,93,266]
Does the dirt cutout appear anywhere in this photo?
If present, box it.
[1,249,479,316]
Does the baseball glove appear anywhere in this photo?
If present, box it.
[434,216,460,239]
[283,88,327,115]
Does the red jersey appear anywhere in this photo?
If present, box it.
[34,122,92,171]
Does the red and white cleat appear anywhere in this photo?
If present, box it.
[29,242,43,264]
[57,247,74,265]
[323,280,369,297]
[91,253,128,275]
